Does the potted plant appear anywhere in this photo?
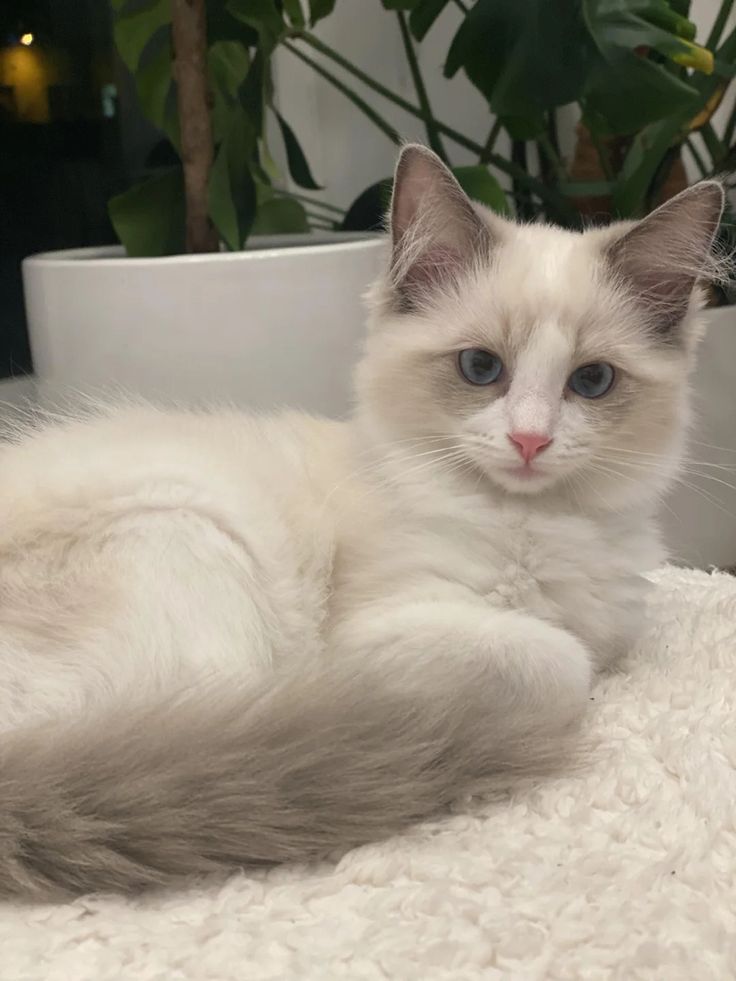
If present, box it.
[21,0,387,416]
[22,1,736,429]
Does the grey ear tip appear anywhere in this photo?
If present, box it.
[695,179,726,207]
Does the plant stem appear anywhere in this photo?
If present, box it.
[396,11,448,162]
[548,109,560,157]
[283,41,402,145]
[451,0,469,12]
[304,208,338,225]
[171,0,219,253]
[707,0,735,49]
[274,189,346,216]
[723,104,736,149]
[308,219,336,231]
[589,129,615,181]
[512,140,534,220]
[479,118,502,164]
[685,136,709,176]
[295,31,474,148]
[615,24,736,216]
[646,147,681,209]
[701,119,726,166]
[289,31,578,222]
[537,132,567,183]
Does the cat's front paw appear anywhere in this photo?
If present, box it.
[484,609,592,731]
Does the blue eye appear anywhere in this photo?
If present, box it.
[458,349,503,386]
[568,363,615,399]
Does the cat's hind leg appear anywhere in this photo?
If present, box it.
[0,503,298,731]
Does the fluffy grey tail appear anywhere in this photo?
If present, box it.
[0,654,582,900]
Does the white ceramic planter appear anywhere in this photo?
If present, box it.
[662,305,736,569]
[22,233,386,418]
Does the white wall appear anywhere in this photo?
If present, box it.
[271,1,507,209]
[685,0,736,181]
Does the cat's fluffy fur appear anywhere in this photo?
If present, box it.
[0,146,724,899]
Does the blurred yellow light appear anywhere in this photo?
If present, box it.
[20,33,34,46]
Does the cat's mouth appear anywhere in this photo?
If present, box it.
[463,438,560,492]
[504,463,542,480]
[493,459,562,494]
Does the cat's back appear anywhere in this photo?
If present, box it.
[0,404,349,547]
[0,405,350,724]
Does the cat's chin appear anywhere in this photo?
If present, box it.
[489,464,562,496]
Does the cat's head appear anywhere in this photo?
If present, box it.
[355,144,725,511]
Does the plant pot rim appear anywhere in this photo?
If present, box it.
[24,232,385,269]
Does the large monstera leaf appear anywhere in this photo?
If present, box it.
[444,0,592,116]
[444,0,711,135]
[581,0,705,135]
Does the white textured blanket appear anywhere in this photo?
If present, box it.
[3,566,735,980]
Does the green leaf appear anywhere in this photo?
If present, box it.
[559,180,615,196]
[585,9,699,65]
[208,41,251,142]
[381,0,419,8]
[113,0,171,72]
[208,112,257,250]
[210,41,251,96]
[283,0,306,27]
[582,53,697,134]
[308,0,337,25]
[207,2,258,44]
[713,58,736,78]
[109,168,185,257]
[251,197,309,234]
[341,180,392,232]
[227,0,285,53]
[275,111,321,189]
[611,111,690,215]
[443,0,708,129]
[257,136,282,183]
[611,51,728,216]
[445,0,591,115]
[409,0,449,40]
[452,166,509,215]
[134,32,176,139]
[241,50,269,137]
[581,0,702,135]
[499,112,545,140]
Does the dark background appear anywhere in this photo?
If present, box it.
[0,0,158,379]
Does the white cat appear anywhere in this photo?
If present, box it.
[0,146,724,899]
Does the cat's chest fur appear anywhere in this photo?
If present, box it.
[335,481,662,668]
[476,506,658,660]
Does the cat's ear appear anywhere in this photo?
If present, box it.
[607,180,725,337]
[388,144,493,310]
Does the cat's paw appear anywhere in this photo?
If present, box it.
[487,609,592,729]
[332,600,591,732]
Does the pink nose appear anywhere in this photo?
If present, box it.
[508,431,552,463]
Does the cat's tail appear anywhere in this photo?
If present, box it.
[0,651,586,899]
